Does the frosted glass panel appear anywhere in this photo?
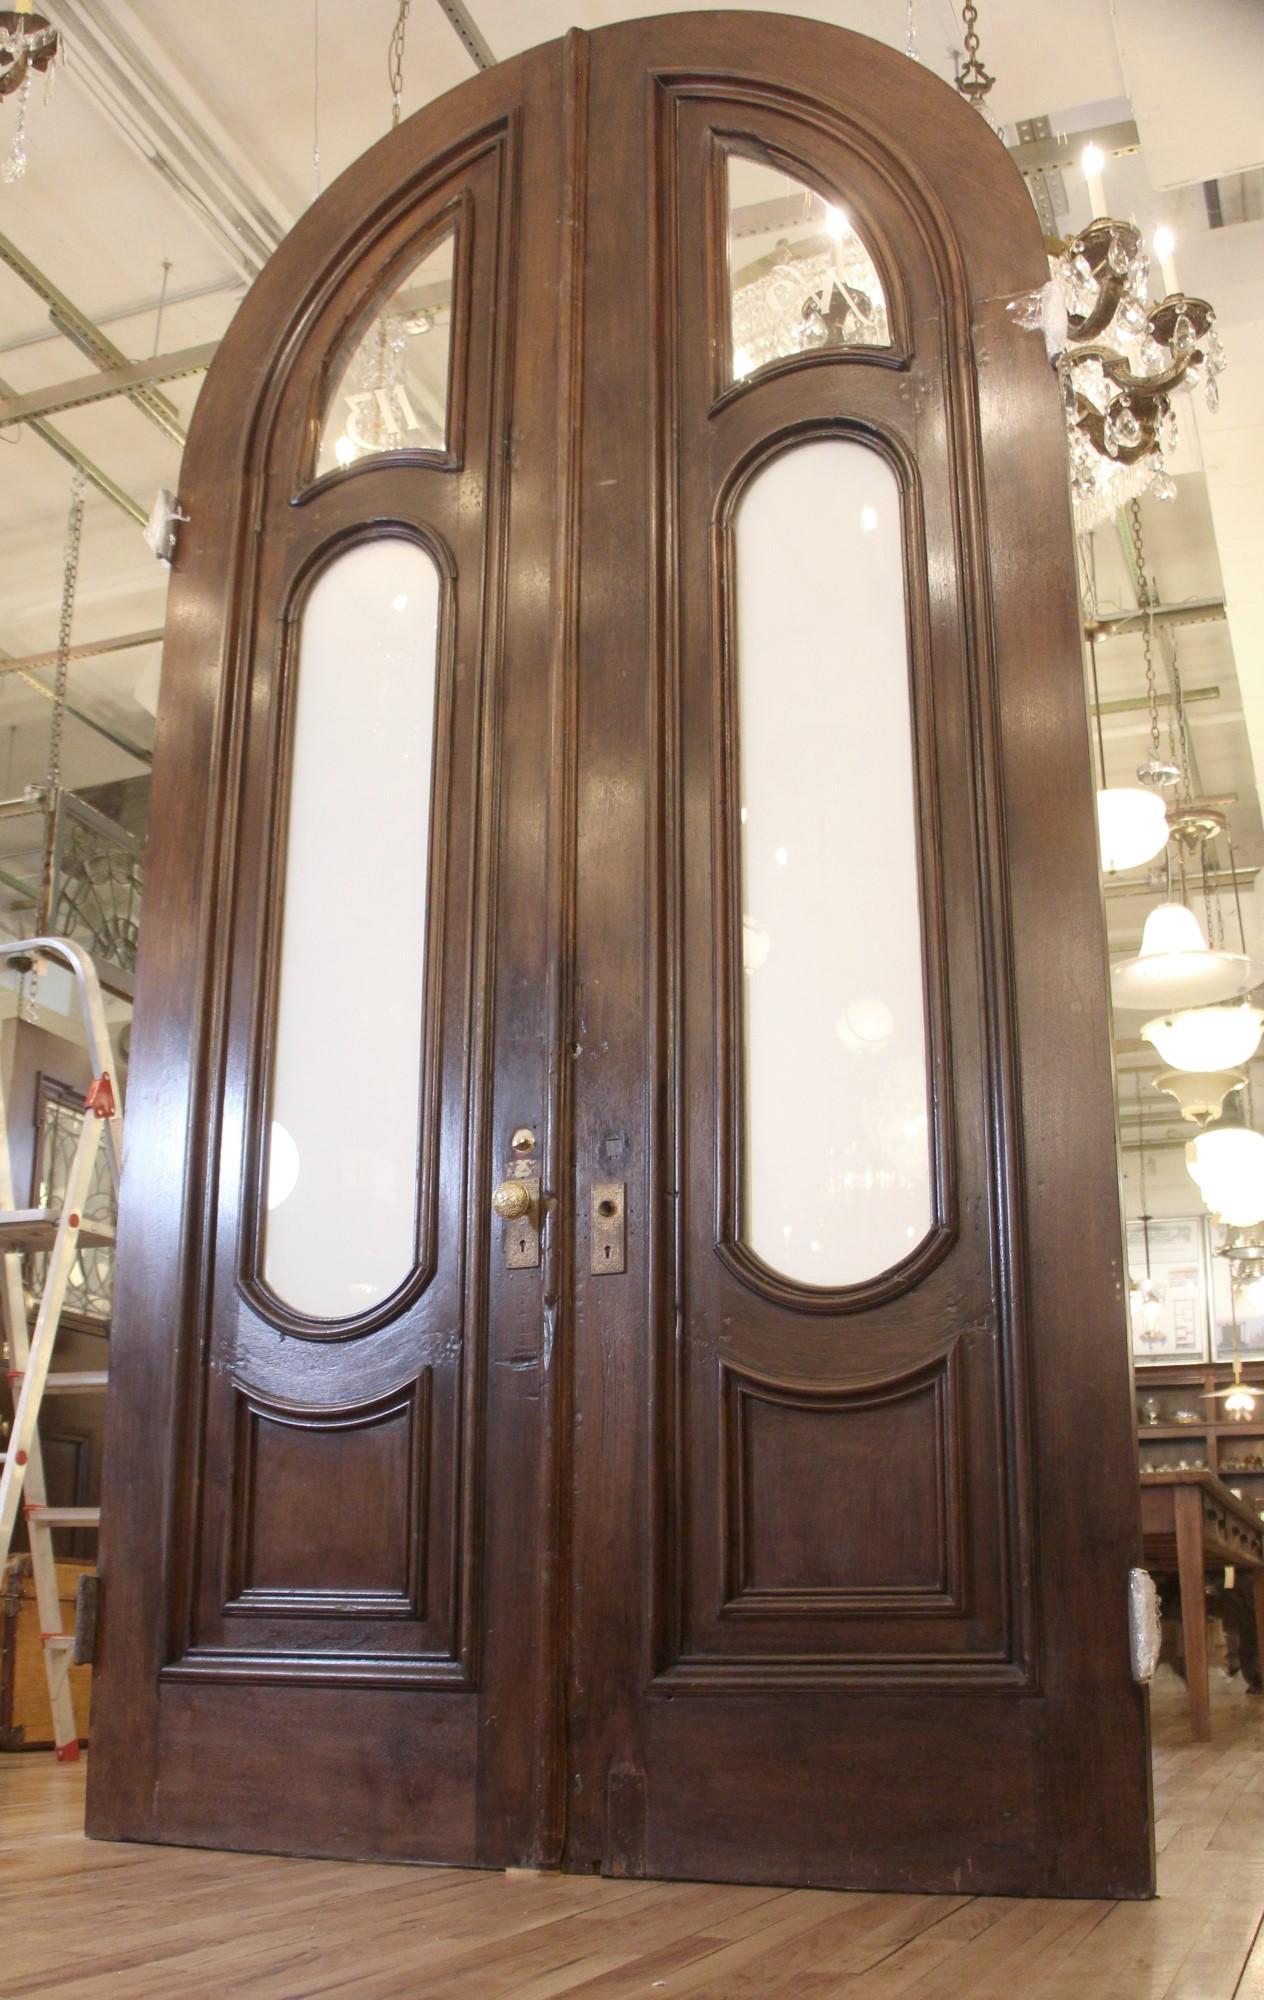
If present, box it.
[317,232,454,475]
[727,155,890,382]
[735,441,930,1286]
[263,539,438,1318]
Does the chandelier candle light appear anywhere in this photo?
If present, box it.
[1011,220,1224,532]
[0,0,57,183]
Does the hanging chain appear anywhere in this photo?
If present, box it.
[312,0,321,197]
[388,0,411,128]
[955,0,995,103]
[905,0,920,63]
[28,466,84,1019]
[1128,500,1162,761]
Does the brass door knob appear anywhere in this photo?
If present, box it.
[492,1179,531,1221]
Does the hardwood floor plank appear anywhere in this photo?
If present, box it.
[5,1673,1264,1999]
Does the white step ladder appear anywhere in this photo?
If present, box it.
[0,938,122,1761]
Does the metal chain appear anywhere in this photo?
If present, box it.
[956,0,995,102]
[388,0,411,128]
[1127,501,1162,761]
[28,466,84,1018]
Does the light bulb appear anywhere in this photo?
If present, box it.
[1095,786,1168,873]
[1080,143,1105,176]
[334,434,356,468]
[1153,226,1175,262]
[824,203,847,241]
[1143,1004,1264,1073]
[1225,1386,1257,1419]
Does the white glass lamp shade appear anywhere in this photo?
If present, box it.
[1095,786,1168,874]
[1154,1067,1245,1125]
[1142,1002,1264,1072]
[1185,1126,1264,1226]
[1112,902,1259,1011]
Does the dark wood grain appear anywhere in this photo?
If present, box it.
[88,12,1151,1897]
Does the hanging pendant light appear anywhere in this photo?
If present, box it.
[1209,1233,1260,1418]
[1096,786,1168,874]
[1154,1068,1245,1126]
[1113,901,1260,1011]
[1186,1124,1264,1227]
[1142,1002,1264,1072]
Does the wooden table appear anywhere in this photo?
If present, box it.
[1140,1469,1264,1740]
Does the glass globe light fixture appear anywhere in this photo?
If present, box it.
[1095,786,1169,874]
[1185,1125,1264,1227]
[1141,1002,1264,1073]
[1224,1383,1257,1419]
[1112,901,1260,1011]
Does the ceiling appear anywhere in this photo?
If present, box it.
[0,0,1261,1179]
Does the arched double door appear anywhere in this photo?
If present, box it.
[89,15,1153,1897]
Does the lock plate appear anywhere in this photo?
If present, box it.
[591,1182,626,1274]
[502,1158,540,1270]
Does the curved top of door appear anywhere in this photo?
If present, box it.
[180,12,1044,491]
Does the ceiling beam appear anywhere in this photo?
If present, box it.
[44,0,291,282]
[0,630,163,677]
[0,230,186,446]
[434,0,496,71]
[0,343,218,426]
[0,371,147,526]
[1087,597,1227,638]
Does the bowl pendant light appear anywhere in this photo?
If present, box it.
[1154,1068,1245,1126]
[1113,901,1260,1012]
[1186,1124,1264,1228]
[1142,1002,1264,1073]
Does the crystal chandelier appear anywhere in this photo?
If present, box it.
[1009,219,1225,532]
[0,3,58,184]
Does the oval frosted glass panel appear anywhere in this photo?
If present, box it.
[317,231,455,476]
[727,154,890,383]
[735,440,930,1286]
[262,539,438,1318]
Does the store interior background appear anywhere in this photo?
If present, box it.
[0,0,1261,1662]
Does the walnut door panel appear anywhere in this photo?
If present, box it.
[567,14,1150,1898]
[662,84,1026,1686]
[89,39,575,1864]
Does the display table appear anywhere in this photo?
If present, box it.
[1140,1469,1264,1740]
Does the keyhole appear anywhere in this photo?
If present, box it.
[518,1236,527,1258]
[603,1243,612,1262]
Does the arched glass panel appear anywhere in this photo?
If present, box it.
[262,538,439,1318]
[734,439,930,1286]
[727,154,890,383]
[317,231,455,475]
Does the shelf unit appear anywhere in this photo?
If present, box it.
[1136,1362,1264,1521]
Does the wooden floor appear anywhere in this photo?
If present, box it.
[4,1673,1264,1998]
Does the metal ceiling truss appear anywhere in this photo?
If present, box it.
[0,230,186,446]
[0,343,218,426]
[0,368,147,525]
[44,0,290,282]
[434,0,496,72]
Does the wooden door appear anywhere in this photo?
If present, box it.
[89,15,1153,1897]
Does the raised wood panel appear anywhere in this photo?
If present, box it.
[722,1355,961,1615]
[227,1377,430,1618]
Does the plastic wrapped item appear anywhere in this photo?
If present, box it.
[1129,1567,1162,1683]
